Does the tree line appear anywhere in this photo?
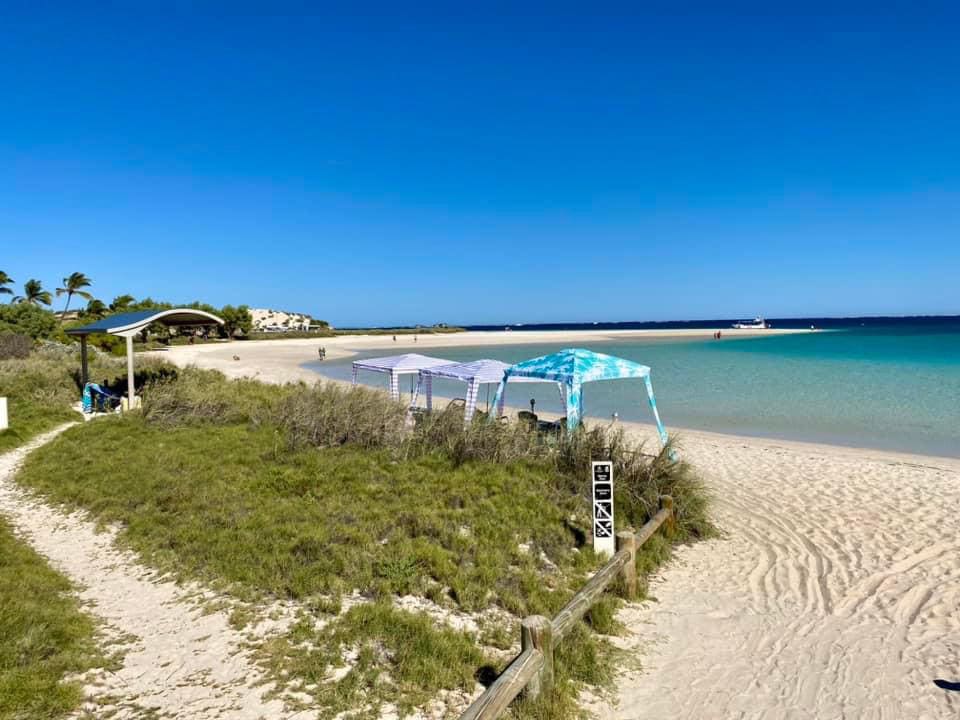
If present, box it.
[0,270,254,341]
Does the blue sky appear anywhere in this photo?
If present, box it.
[2,2,959,326]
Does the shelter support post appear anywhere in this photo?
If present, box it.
[80,335,89,388]
[389,371,400,401]
[126,334,135,410]
[425,375,433,411]
[351,366,359,385]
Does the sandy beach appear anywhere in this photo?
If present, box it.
[151,331,960,718]
[151,327,806,383]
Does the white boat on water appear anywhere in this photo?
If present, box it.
[732,317,771,329]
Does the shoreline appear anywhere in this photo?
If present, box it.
[151,332,958,466]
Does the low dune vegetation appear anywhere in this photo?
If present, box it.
[0,348,112,720]
[0,348,91,452]
[0,346,174,452]
[0,517,108,720]
[12,359,711,718]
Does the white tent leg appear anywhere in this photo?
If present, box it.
[464,379,480,425]
[351,365,359,385]
[126,334,136,410]
[410,374,422,408]
[425,375,433,411]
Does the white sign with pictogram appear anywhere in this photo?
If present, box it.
[592,461,615,557]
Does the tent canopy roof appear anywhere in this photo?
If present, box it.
[66,309,224,337]
[504,348,651,384]
[352,353,453,374]
[423,359,557,385]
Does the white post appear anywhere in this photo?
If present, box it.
[0,397,7,431]
[126,334,136,410]
[591,460,615,557]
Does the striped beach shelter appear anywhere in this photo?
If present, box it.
[351,353,453,402]
[489,348,670,447]
[420,359,564,425]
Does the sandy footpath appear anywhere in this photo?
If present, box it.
[0,426,297,720]
[156,333,960,719]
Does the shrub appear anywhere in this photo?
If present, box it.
[405,407,544,466]
[141,367,275,427]
[0,333,33,360]
[276,381,408,450]
[0,303,59,340]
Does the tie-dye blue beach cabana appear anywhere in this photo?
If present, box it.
[489,348,670,447]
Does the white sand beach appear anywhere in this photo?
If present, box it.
[152,327,806,382]
[155,332,960,718]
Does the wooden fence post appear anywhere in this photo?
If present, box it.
[616,531,637,599]
[661,495,676,536]
[521,615,553,700]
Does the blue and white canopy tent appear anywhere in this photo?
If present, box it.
[488,348,670,447]
[419,359,564,425]
[351,353,453,402]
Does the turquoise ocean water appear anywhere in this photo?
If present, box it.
[307,324,960,458]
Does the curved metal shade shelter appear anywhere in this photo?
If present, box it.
[489,348,670,447]
[67,309,224,409]
[351,353,453,402]
[420,359,564,425]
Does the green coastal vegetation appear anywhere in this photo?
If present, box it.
[0,517,107,720]
[0,275,110,720]
[0,269,710,718]
[0,269,460,352]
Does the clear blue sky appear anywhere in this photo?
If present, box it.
[3,2,959,326]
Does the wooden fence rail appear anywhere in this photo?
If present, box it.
[459,495,675,720]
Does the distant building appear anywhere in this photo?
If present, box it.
[250,308,329,333]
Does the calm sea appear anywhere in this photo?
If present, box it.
[308,318,960,458]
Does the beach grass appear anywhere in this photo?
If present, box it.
[0,354,81,452]
[0,517,105,720]
[0,398,78,454]
[260,601,487,717]
[17,418,604,610]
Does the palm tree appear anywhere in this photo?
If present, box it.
[83,298,108,319]
[13,279,53,306]
[56,272,93,314]
[0,271,13,298]
[110,294,136,313]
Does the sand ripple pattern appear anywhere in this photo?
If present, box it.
[594,438,960,719]
[0,426,293,719]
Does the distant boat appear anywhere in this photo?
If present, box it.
[732,317,771,329]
